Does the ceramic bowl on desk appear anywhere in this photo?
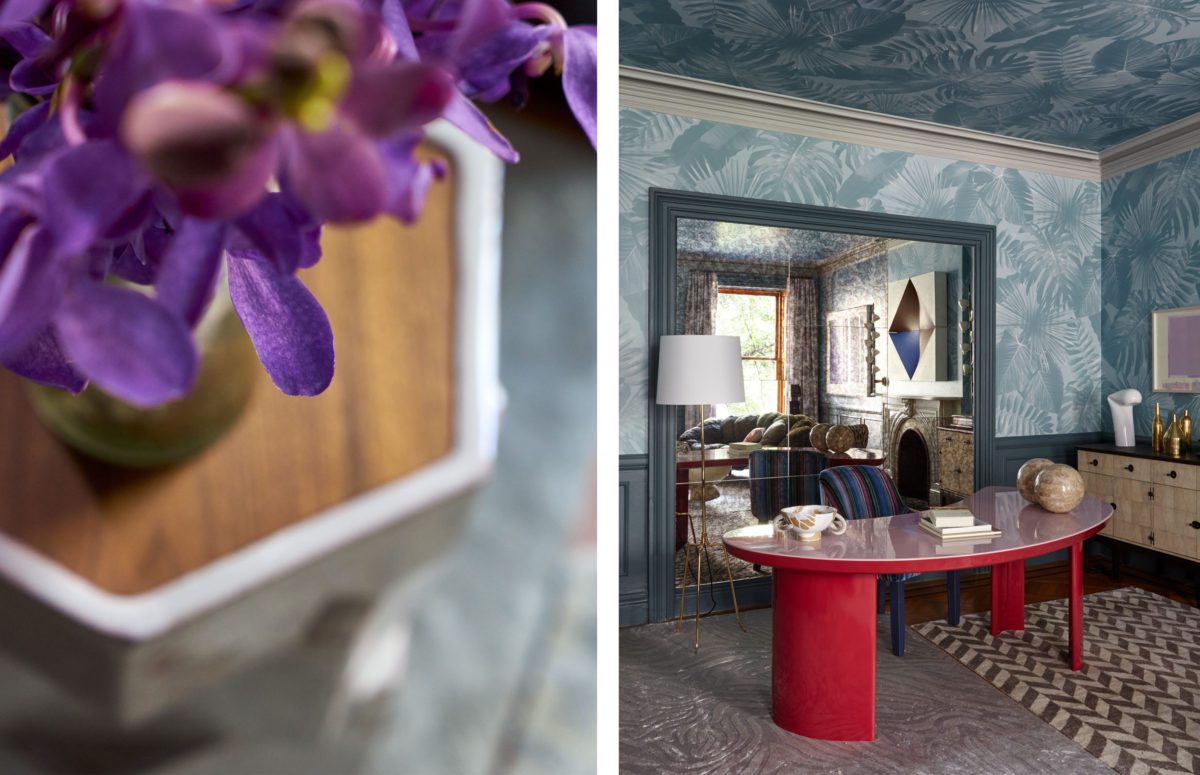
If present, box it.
[777,505,848,542]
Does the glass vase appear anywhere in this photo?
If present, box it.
[24,285,258,468]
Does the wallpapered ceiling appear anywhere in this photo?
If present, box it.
[677,218,880,265]
[619,108,1102,454]
[1102,149,1200,435]
[619,0,1200,151]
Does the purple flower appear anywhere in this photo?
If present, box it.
[0,0,594,406]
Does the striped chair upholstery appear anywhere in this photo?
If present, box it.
[748,449,827,522]
[819,465,960,657]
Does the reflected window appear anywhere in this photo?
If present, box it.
[714,287,785,416]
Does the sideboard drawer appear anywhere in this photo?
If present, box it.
[1146,459,1199,490]
[1108,454,1145,481]
[1076,451,1110,476]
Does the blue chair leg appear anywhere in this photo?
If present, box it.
[889,579,906,657]
[876,577,886,615]
[946,570,961,626]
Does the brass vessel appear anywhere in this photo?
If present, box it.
[1183,409,1193,455]
[1165,413,1183,459]
[1152,402,1164,453]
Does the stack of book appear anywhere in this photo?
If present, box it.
[919,507,1000,540]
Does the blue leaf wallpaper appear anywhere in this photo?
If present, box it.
[619,0,1200,150]
[1101,148,1200,436]
[619,108,1103,454]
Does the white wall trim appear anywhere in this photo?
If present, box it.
[619,66,1102,181]
[1099,112,1200,179]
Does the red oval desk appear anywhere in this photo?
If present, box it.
[723,486,1112,742]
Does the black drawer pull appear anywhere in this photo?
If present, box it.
[1110,502,1117,510]
[1089,459,1099,466]
[1190,521,1200,530]
[1169,470,1178,478]
[1148,532,1155,542]
[954,468,962,474]
[1125,464,1135,472]
[1148,490,1155,500]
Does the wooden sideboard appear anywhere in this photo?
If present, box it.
[1077,443,1200,561]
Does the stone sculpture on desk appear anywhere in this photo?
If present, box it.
[1016,457,1055,502]
[1033,464,1085,513]
[1106,389,1141,447]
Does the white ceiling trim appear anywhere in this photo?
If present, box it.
[620,66,1102,181]
[1098,112,1200,179]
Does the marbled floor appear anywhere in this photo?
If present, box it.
[620,608,1115,775]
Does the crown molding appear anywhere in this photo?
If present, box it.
[1098,111,1200,179]
[620,66,1102,181]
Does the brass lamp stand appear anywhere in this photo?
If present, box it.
[677,410,745,650]
[656,334,748,651]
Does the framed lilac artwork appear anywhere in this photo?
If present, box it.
[1152,307,1200,393]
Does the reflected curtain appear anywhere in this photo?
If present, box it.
[683,270,718,430]
[786,276,818,419]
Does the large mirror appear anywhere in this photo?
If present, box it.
[669,217,976,592]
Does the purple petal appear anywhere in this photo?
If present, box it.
[442,91,518,162]
[0,0,46,24]
[231,192,319,274]
[0,99,48,159]
[1,326,86,392]
[0,21,49,57]
[156,218,227,327]
[174,136,278,219]
[456,21,547,101]
[342,62,454,137]
[380,134,444,222]
[41,140,148,259]
[377,0,419,60]
[110,244,156,284]
[228,254,333,396]
[56,281,198,407]
[92,1,237,134]
[562,26,596,149]
[280,123,388,222]
[0,225,64,359]
[447,0,513,60]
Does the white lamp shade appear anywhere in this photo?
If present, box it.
[656,335,746,405]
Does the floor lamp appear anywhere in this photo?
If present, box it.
[657,334,746,649]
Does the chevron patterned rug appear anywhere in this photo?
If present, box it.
[913,587,1200,775]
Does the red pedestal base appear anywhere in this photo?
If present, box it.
[990,559,1026,635]
[772,569,876,741]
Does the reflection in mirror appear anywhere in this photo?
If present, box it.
[671,218,975,591]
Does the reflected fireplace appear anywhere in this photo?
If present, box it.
[895,428,930,504]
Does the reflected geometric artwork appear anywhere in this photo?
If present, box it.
[887,271,946,383]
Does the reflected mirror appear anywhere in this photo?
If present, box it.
[670,218,976,593]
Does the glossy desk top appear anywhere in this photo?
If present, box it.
[724,486,1111,574]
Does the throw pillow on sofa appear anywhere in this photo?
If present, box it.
[744,427,764,443]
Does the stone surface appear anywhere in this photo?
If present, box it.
[1016,457,1054,503]
[1034,464,1085,514]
